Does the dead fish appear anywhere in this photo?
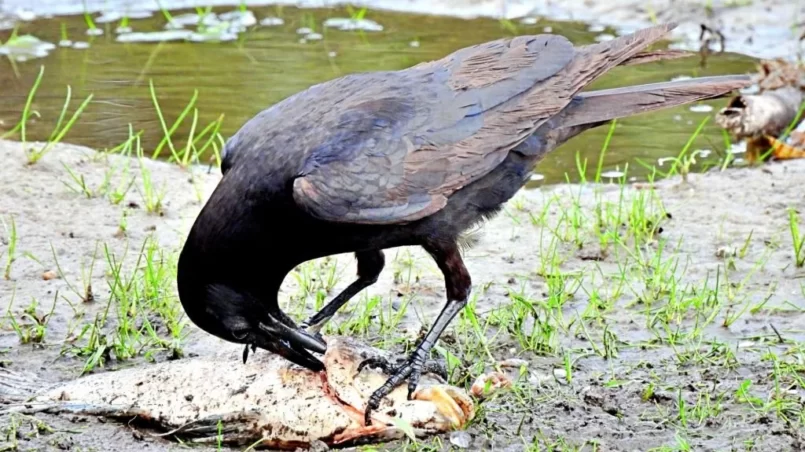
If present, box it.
[0,337,474,449]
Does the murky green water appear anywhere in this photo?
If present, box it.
[0,3,757,184]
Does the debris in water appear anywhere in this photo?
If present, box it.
[727,142,747,154]
[409,40,420,48]
[296,27,314,35]
[520,17,538,25]
[95,12,122,23]
[657,157,676,167]
[529,173,545,181]
[72,41,90,49]
[0,337,473,449]
[85,28,103,36]
[595,34,615,42]
[323,17,383,32]
[588,24,606,33]
[165,13,214,28]
[96,10,152,23]
[689,104,714,113]
[600,170,625,179]
[12,9,36,21]
[260,17,285,27]
[0,34,55,59]
[117,30,194,43]
[58,39,72,47]
[306,32,323,41]
[218,10,257,30]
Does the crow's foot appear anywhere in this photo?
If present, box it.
[357,354,448,425]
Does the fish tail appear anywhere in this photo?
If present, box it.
[0,367,42,403]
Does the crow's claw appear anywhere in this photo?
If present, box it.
[242,343,256,364]
[357,355,448,425]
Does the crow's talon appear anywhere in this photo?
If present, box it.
[358,355,448,425]
[242,343,256,364]
[356,356,405,376]
[357,356,447,380]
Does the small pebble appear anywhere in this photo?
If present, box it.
[470,371,512,399]
[42,270,57,280]
[450,431,472,449]
[497,358,528,368]
[715,246,737,259]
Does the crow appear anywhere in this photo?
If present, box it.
[176,22,751,424]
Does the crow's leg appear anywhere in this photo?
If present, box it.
[301,250,385,335]
[359,241,470,425]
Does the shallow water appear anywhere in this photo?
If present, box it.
[0,2,757,184]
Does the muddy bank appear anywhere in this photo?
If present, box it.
[1,137,804,450]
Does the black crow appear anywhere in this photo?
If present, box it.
[177,22,751,424]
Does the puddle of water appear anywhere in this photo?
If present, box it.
[0,3,757,185]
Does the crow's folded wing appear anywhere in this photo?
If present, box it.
[292,24,675,224]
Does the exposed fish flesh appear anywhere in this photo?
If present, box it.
[0,337,474,449]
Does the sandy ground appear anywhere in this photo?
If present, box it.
[1,136,804,451]
[0,0,803,61]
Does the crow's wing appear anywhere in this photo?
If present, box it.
[291,24,676,225]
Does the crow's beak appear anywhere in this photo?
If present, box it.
[249,313,327,372]
[258,315,327,353]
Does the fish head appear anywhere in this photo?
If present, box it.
[318,336,475,446]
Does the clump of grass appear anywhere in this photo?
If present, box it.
[1,65,44,145]
[3,65,94,164]
[27,84,94,164]
[137,150,167,215]
[3,215,18,280]
[787,208,805,267]
[61,236,186,373]
[6,288,57,345]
